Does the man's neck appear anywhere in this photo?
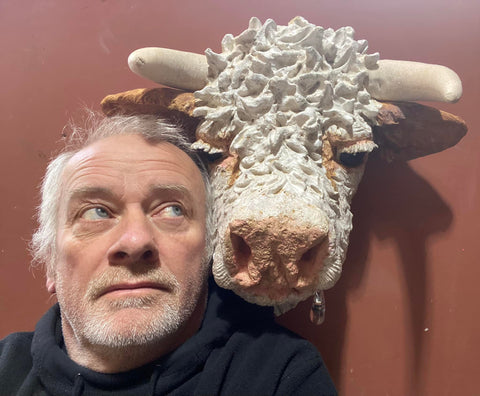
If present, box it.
[65,336,180,373]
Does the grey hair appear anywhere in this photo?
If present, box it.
[30,112,213,277]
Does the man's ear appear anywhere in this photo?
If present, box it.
[46,277,56,294]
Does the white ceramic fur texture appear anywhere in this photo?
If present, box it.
[193,17,382,312]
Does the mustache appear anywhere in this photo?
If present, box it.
[85,267,179,300]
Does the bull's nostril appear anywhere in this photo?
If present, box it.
[230,232,252,270]
[299,242,321,266]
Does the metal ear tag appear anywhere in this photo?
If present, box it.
[310,290,325,325]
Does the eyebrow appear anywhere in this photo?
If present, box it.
[147,184,195,202]
[66,184,195,203]
[66,186,116,203]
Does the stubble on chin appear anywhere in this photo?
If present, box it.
[57,267,206,349]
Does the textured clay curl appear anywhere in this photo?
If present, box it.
[193,17,382,312]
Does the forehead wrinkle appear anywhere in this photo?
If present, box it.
[63,153,189,194]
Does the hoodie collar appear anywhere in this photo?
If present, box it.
[31,278,274,395]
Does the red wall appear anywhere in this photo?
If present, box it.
[1,1,478,394]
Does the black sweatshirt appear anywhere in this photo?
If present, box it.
[0,280,337,395]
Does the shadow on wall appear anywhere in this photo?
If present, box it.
[277,154,453,393]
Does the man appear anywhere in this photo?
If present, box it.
[0,114,336,395]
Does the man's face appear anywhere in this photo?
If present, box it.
[49,134,208,350]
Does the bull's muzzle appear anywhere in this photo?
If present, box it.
[224,210,329,301]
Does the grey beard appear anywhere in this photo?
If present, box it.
[72,299,185,348]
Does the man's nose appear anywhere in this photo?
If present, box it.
[107,212,159,266]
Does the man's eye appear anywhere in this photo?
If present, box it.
[163,205,184,217]
[81,207,110,220]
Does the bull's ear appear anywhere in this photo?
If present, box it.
[101,87,199,143]
[373,101,467,162]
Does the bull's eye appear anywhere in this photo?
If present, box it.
[333,140,377,168]
[338,151,367,168]
[206,152,225,162]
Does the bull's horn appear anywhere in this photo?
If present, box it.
[368,60,462,103]
[128,48,462,103]
[128,47,208,91]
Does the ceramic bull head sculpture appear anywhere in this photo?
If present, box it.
[102,17,467,323]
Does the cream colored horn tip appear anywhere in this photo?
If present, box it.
[128,48,150,74]
[126,47,208,91]
[442,66,463,103]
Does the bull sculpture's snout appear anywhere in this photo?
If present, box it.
[216,196,330,308]
[228,217,328,292]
